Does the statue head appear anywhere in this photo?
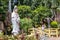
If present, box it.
[13,5,18,13]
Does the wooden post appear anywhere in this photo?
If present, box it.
[56,29,58,37]
[49,28,50,37]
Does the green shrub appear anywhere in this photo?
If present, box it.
[20,18,33,33]
[51,21,58,28]
[32,6,52,25]
[18,5,32,18]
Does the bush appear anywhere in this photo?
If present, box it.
[32,6,52,25]
[51,21,58,28]
[20,18,33,33]
[18,5,32,18]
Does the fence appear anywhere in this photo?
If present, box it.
[19,27,60,40]
[44,28,60,37]
[29,27,60,37]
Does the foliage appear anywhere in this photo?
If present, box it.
[0,0,8,21]
[0,32,4,37]
[0,0,60,35]
[33,6,51,17]
[32,6,52,25]
[18,5,32,18]
[1,0,60,13]
[51,21,58,28]
[20,18,33,33]
[18,5,52,26]
[7,36,16,40]
[0,32,16,40]
[0,0,8,13]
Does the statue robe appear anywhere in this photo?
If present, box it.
[11,12,20,35]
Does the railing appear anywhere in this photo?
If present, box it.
[19,27,60,40]
[44,28,60,37]
[29,27,60,37]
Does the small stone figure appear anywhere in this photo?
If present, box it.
[46,17,50,28]
[41,22,46,31]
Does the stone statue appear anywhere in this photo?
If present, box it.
[11,6,20,36]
